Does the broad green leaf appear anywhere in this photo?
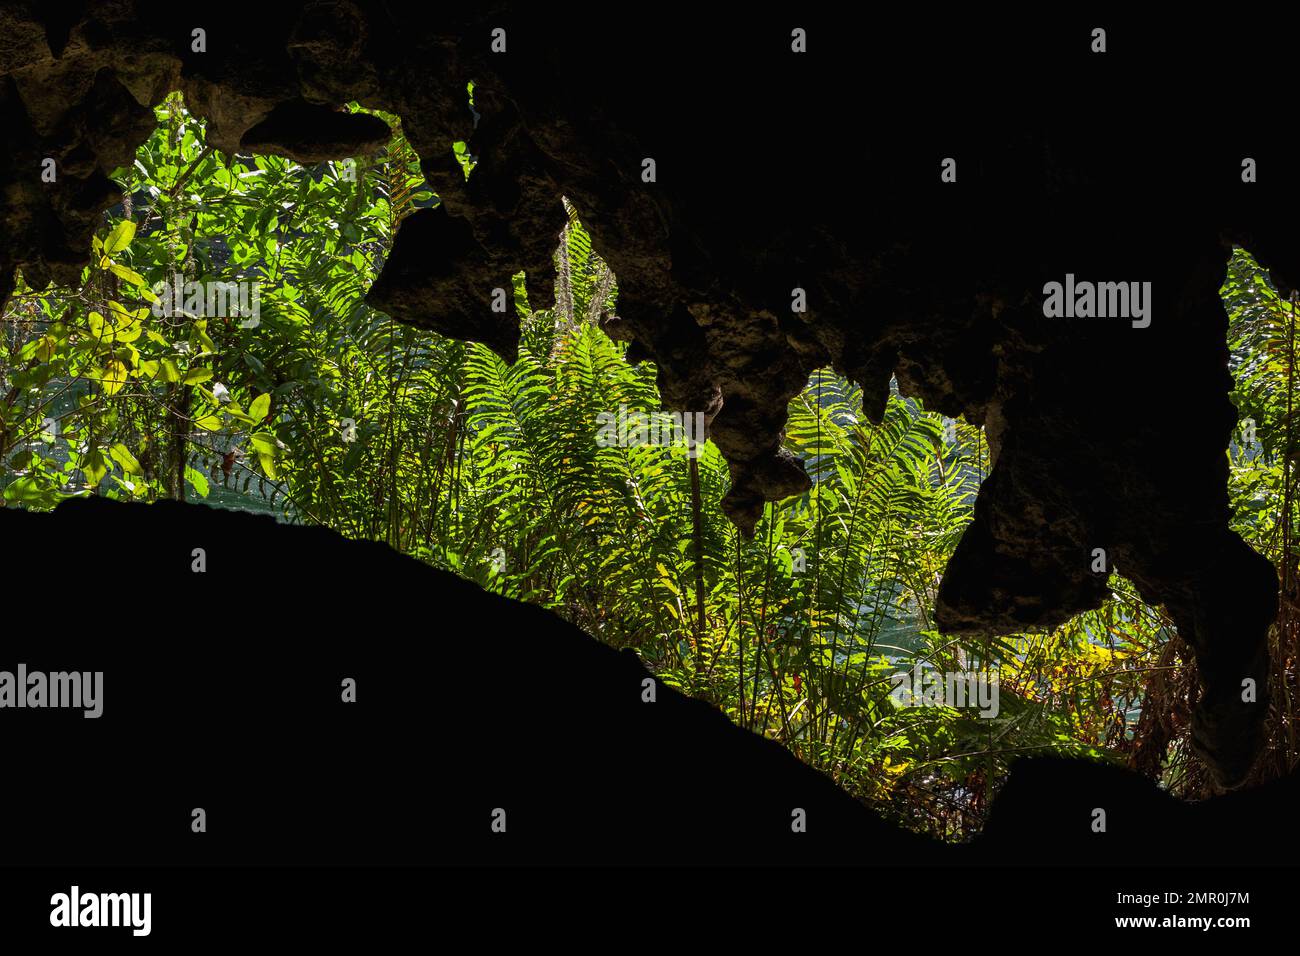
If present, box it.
[81,448,108,486]
[108,443,142,475]
[100,360,129,396]
[108,301,150,322]
[248,393,271,422]
[3,475,55,505]
[184,466,210,498]
[108,263,147,287]
[103,220,136,256]
[194,409,224,431]
[257,450,278,478]
[225,404,257,426]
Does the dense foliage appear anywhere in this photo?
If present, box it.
[2,95,1295,838]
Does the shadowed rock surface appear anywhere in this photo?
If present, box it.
[0,497,937,865]
[1,497,1297,865]
[239,98,392,164]
[0,3,1294,787]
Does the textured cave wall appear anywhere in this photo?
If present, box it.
[0,3,1294,786]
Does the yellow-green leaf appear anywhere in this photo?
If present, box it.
[194,410,223,431]
[103,220,136,256]
[81,448,108,487]
[184,466,210,498]
[101,360,129,396]
[108,442,142,475]
[108,263,147,287]
[108,301,150,322]
[257,450,278,479]
[249,393,271,422]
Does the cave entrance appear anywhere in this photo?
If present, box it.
[4,86,1294,843]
